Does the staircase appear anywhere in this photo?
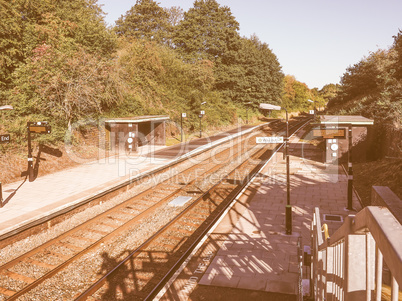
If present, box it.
[307,187,402,301]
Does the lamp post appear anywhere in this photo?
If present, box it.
[307,99,316,119]
[0,105,13,206]
[199,102,206,138]
[181,113,186,142]
[263,104,292,235]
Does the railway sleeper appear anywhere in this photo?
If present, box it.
[0,286,16,296]
[70,235,98,243]
[3,270,36,284]
[87,228,110,236]
[25,258,57,270]
[43,250,70,261]
[55,241,84,252]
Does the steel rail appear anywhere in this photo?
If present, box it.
[0,122,274,300]
[74,118,310,300]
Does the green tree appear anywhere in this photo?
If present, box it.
[228,35,283,107]
[115,0,171,43]
[392,30,402,80]
[282,75,311,111]
[165,6,184,27]
[10,43,118,133]
[0,0,23,87]
[173,0,242,103]
[173,0,240,63]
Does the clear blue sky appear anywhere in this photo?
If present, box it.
[97,0,402,89]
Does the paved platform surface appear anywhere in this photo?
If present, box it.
[157,125,362,300]
[0,125,259,239]
[0,145,168,238]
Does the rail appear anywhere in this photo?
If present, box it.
[311,205,402,301]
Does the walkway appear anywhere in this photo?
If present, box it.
[0,125,257,240]
[156,125,362,300]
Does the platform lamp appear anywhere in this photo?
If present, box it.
[307,99,315,119]
[0,105,13,206]
[263,104,292,235]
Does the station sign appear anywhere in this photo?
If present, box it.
[256,136,284,144]
[200,110,205,115]
[28,121,51,134]
[313,129,345,139]
[182,113,187,118]
[0,134,10,144]
[309,110,315,115]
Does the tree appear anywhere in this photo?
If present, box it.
[173,0,240,63]
[165,6,184,27]
[227,35,283,106]
[115,0,171,43]
[173,0,242,103]
[281,75,312,111]
[392,30,402,80]
[0,0,23,87]
[10,43,117,132]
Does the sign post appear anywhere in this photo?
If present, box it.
[27,122,51,182]
[199,114,203,138]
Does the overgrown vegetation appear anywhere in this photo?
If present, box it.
[0,0,288,147]
[326,30,402,159]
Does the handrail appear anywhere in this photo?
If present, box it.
[319,207,402,286]
[321,224,329,240]
[311,206,402,301]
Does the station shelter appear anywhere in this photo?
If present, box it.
[104,116,169,152]
[312,115,374,163]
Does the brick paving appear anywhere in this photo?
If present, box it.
[0,145,169,237]
[0,125,260,240]
[196,126,362,296]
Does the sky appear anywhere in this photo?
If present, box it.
[96,0,402,89]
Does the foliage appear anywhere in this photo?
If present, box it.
[0,0,115,89]
[0,0,23,87]
[111,38,234,129]
[326,30,402,158]
[173,0,240,62]
[1,0,285,148]
[282,75,310,111]
[8,43,118,142]
[393,30,402,80]
[115,0,172,44]
[319,83,341,106]
[228,35,284,107]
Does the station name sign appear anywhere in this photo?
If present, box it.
[313,129,345,139]
[27,121,51,134]
[256,136,284,144]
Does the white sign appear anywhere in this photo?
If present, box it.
[200,110,205,115]
[309,110,315,115]
[182,113,187,118]
[256,136,284,144]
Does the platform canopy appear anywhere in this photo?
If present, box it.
[315,115,374,126]
[259,103,282,111]
[104,115,169,124]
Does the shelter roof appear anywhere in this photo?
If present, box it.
[104,115,170,124]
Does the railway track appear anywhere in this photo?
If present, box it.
[0,117,309,300]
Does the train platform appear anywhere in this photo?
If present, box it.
[156,125,363,300]
[0,125,256,241]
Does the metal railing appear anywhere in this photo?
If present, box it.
[311,206,402,301]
